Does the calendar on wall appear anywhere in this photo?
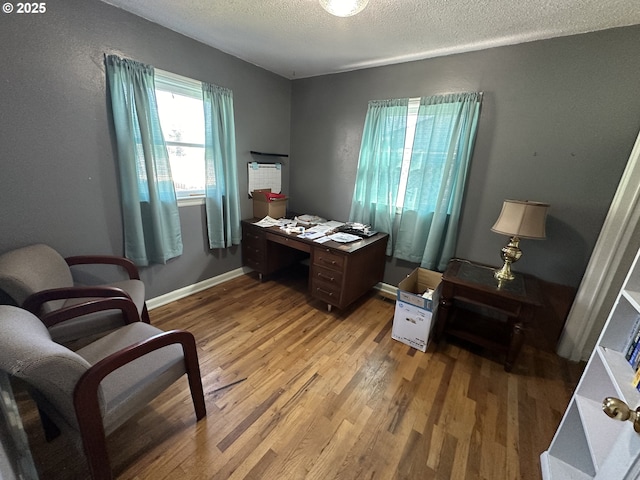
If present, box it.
[247,162,282,196]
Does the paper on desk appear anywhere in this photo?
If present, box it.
[281,225,305,234]
[295,214,327,225]
[295,223,335,240]
[328,232,361,243]
[278,218,297,227]
[298,231,326,240]
[253,216,280,227]
[323,221,345,229]
[314,236,331,243]
[306,224,333,234]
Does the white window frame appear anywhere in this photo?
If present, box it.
[155,69,206,207]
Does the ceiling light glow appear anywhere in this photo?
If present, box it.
[319,0,370,17]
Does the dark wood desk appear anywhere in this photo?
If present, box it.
[241,219,389,310]
[433,259,542,371]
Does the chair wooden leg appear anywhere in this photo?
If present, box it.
[75,390,112,479]
[81,434,112,480]
[141,304,151,324]
[187,368,207,420]
[182,336,206,420]
[37,406,61,442]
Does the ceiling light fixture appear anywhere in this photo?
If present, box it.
[319,0,370,17]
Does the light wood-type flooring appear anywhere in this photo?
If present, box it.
[16,265,584,479]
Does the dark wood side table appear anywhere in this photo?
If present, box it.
[433,258,543,372]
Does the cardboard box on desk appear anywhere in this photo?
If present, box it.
[252,189,288,219]
[392,268,442,352]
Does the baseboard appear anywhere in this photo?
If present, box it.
[147,268,397,311]
[376,282,398,300]
[146,267,250,310]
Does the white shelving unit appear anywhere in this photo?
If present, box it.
[541,249,640,478]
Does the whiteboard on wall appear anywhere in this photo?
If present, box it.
[248,162,282,196]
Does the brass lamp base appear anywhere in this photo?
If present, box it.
[495,236,522,282]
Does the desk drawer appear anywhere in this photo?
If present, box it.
[313,248,345,271]
[311,278,342,305]
[243,228,263,247]
[243,243,265,270]
[244,255,264,272]
[266,232,311,253]
[312,265,344,289]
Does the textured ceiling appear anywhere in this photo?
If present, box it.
[100,0,640,79]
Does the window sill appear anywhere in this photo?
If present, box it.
[178,196,205,207]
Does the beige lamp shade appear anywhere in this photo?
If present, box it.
[491,200,549,239]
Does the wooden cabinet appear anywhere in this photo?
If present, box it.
[541,247,640,478]
[241,220,388,310]
[434,259,542,371]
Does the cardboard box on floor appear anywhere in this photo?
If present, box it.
[252,189,288,219]
[392,268,442,352]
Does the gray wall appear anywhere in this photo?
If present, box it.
[290,25,640,288]
[1,0,639,298]
[0,0,291,298]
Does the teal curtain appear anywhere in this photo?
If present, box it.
[202,83,241,248]
[394,93,482,270]
[105,55,183,266]
[349,99,409,254]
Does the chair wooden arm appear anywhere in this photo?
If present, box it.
[73,330,206,480]
[39,297,140,328]
[23,286,133,316]
[65,255,141,280]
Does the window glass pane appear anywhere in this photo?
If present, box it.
[155,82,206,199]
[167,145,205,198]
[156,90,205,145]
[396,98,421,208]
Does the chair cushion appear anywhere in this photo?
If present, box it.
[0,244,73,311]
[76,322,185,435]
[49,279,146,344]
[105,279,146,315]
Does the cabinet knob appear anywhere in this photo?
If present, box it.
[602,397,640,433]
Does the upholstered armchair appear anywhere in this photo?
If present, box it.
[0,244,149,346]
[0,302,206,480]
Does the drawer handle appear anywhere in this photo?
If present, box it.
[317,272,335,282]
[316,287,334,297]
[320,257,337,265]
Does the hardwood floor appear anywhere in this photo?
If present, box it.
[16,266,584,479]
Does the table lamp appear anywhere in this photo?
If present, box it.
[491,200,549,282]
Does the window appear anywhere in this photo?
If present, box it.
[396,97,420,209]
[350,92,481,269]
[397,97,464,211]
[155,70,205,201]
